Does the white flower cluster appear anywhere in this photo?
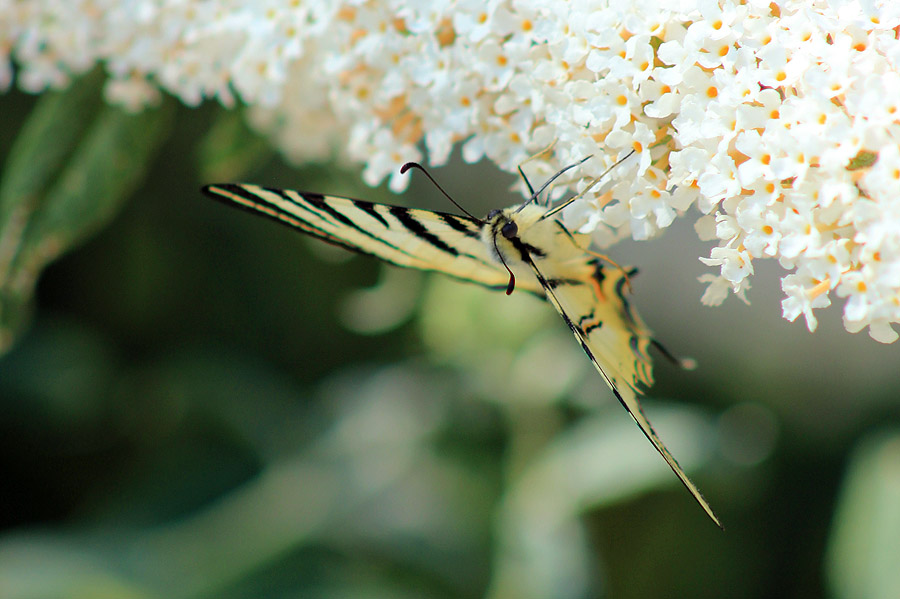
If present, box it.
[3,0,900,342]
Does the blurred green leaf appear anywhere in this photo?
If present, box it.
[826,429,900,599]
[196,109,273,182]
[18,101,174,265]
[0,73,104,345]
[487,406,718,599]
[0,88,174,352]
[0,70,103,235]
[0,535,155,599]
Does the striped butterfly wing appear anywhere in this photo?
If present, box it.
[203,183,543,294]
[521,253,721,528]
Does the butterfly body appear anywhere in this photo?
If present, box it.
[203,181,720,528]
[485,204,655,385]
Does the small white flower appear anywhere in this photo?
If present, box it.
[735,129,775,187]
[782,272,832,333]
[737,200,782,258]
[701,245,754,288]
[699,273,749,306]
[452,0,502,43]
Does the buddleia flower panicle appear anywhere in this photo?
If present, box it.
[4,0,900,342]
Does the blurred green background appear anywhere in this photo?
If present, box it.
[1,74,899,599]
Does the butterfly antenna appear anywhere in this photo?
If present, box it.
[515,155,593,213]
[540,150,636,220]
[401,162,482,222]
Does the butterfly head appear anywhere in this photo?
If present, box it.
[484,209,527,296]
[483,206,554,296]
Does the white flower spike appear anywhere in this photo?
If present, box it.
[4,0,900,342]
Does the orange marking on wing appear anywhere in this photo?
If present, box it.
[588,267,607,302]
[579,313,603,333]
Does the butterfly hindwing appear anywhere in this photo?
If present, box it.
[486,205,720,527]
[525,257,720,527]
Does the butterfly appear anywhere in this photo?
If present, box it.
[202,161,721,528]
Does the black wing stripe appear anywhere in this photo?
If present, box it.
[389,206,460,256]
[209,184,343,244]
[584,321,603,334]
[213,184,421,260]
[354,200,391,228]
[279,189,405,252]
[545,278,584,289]
[284,190,445,265]
[508,235,547,262]
[440,213,482,238]
[578,310,603,334]
[298,191,326,202]
[225,185,486,265]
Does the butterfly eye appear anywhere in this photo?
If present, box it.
[501,221,518,239]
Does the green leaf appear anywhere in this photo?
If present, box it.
[0,534,157,599]
[0,87,174,353]
[0,71,103,294]
[0,71,103,229]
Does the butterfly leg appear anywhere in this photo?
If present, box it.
[516,138,559,204]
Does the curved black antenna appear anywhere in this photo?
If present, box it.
[400,162,483,223]
[491,235,516,295]
[514,155,593,213]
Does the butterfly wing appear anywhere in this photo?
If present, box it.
[203,183,543,293]
[522,251,722,528]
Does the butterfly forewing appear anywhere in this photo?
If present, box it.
[204,183,545,293]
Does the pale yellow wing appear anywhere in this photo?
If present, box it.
[203,183,543,294]
[523,253,722,528]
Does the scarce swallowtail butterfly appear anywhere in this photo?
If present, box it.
[203,161,721,528]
